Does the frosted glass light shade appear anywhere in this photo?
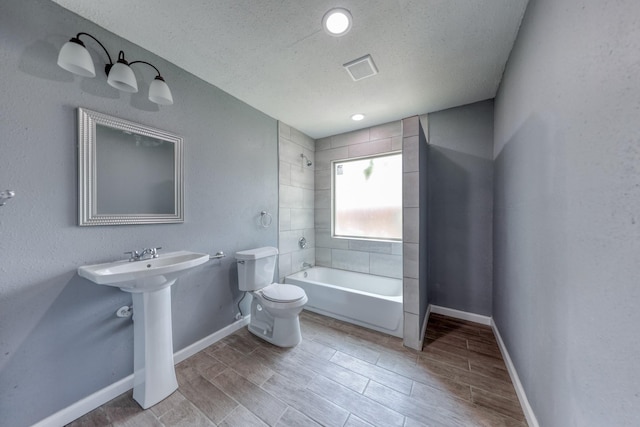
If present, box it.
[57,40,96,77]
[148,77,173,105]
[107,62,138,93]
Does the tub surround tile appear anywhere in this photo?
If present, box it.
[348,138,392,158]
[279,123,316,280]
[402,172,420,208]
[331,249,370,273]
[391,135,403,151]
[290,208,314,230]
[314,189,330,207]
[316,230,349,250]
[279,230,302,255]
[314,169,331,190]
[402,243,419,279]
[279,208,291,231]
[331,128,370,148]
[403,278,420,315]
[278,121,291,139]
[403,312,420,350]
[315,137,332,151]
[302,189,315,209]
[402,136,419,173]
[314,208,331,229]
[369,253,403,279]
[315,247,332,267]
[348,239,393,254]
[403,208,420,243]
[279,161,291,186]
[370,121,402,140]
[290,127,315,151]
[278,253,291,281]
[315,146,349,170]
[279,185,304,209]
[289,164,314,190]
[402,117,420,137]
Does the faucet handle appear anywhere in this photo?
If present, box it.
[150,247,162,258]
[125,250,141,261]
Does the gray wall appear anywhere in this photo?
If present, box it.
[315,122,403,278]
[427,100,494,316]
[493,0,640,425]
[278,122,315,282]
[0,1,278,426]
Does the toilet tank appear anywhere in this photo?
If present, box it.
[235,246,278,291]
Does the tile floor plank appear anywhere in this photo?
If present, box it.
[210,369,287,426]
[67,311,527,427]
[262,373,350,427]
[307,375,405,427]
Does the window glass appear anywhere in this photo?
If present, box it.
[333,152,402,240]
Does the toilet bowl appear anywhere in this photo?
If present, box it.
[235,247,307,347]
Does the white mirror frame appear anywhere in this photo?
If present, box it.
[78,107,184,226]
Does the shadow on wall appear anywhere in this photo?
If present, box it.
[428,146,493,315]
[493,113,570,424]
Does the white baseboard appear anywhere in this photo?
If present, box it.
[174,316,249,364]
[33,317,250,427]
[491,320,540,427]
[429,304,492,325]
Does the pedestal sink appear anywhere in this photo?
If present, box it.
[78,250,209,408]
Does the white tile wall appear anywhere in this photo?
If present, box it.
[278,122,315,282]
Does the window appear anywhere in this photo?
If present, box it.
[332,152,402,241]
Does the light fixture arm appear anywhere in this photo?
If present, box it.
[74,32,115,75]
[129,60,163,79]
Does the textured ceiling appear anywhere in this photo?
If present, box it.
[51,0,528,139]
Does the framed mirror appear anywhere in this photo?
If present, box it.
[78,108,184,226]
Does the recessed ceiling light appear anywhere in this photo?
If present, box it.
[322,8,352,36]
[351,113,365,121]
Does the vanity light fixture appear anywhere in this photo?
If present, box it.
[322,8,353,36]
[57,32,173,105]
[351,113,365,121]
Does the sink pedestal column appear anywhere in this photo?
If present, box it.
[131,281,178,408]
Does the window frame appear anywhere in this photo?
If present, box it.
[330,151,403,242]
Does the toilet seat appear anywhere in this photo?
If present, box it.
[260,284,306,303]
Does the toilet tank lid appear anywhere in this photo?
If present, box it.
[235,246,278,260]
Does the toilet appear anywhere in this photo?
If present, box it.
[235,246,307,347]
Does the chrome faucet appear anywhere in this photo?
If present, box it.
[302,262,312,269]
[125,247,162,262]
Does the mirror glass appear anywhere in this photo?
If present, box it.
[78,107,184,226]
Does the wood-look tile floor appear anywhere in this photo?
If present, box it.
[68,312,527,427]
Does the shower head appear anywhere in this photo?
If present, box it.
[300,153,312,167]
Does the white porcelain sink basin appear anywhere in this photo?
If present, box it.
[78,250,209,292]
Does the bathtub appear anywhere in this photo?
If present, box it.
[285,267,403,337]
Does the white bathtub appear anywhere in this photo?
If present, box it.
[285,267,403,337]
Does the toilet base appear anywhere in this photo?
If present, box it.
[248,298,303,347]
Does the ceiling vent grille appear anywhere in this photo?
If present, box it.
[343,54,378,81]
